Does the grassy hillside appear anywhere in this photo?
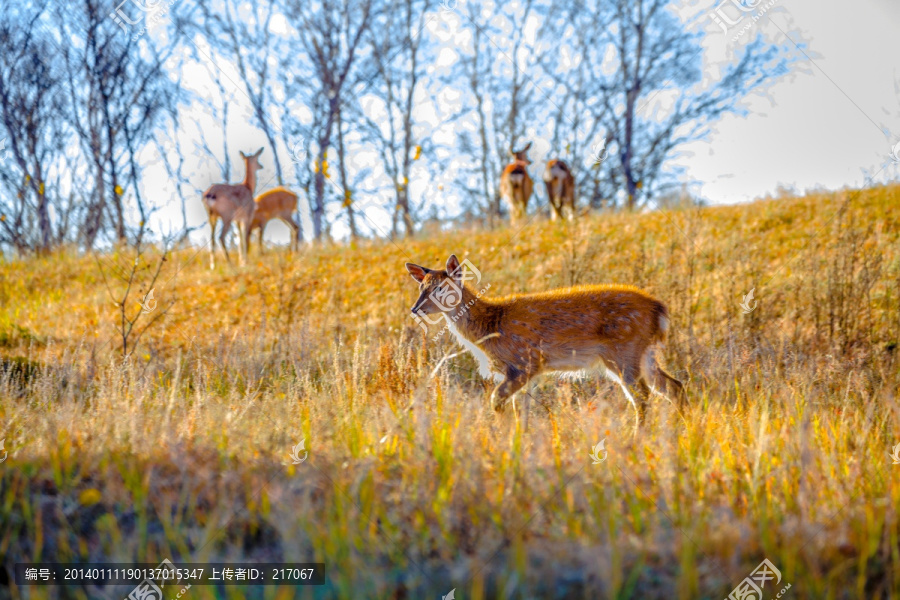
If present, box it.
[2,185,900,599]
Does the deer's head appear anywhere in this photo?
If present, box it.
[240,147,265,172]
[406,255,465,315]
[508,141,532,164]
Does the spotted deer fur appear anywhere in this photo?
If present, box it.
[406,255,686,427]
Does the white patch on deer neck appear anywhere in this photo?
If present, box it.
[444,314,504,383]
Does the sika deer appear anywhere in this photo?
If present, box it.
[542,159,575,221]
[406,255,685,428]
[499,142,534,224]
[249,187,301,253]
[201,148,263,268]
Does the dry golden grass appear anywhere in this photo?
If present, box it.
[2,185,900,599]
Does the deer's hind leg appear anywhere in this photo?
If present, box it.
[254,225,264,255]
[548,195,561,221]
[219,218,235,265]
[283,216,300,252]
[642,348,686,408]
[623,367,651,428]
[237,221,249,266]
[601,358,650,430]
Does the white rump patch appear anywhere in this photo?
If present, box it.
[658,314,669,334]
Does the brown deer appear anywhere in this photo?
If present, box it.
[405,255,686,429]
[499,142,533,224]
[202,148,263,268]
[542,159,575,221]
[249,187,301,253]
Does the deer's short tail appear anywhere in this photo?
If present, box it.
[652,301,670,343]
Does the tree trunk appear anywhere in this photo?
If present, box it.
[336,108,358,239]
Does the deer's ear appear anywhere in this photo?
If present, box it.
[239,150,248,159]
[406,263,429,283]
[523,141,532,151]
[445,255,460,276]
[254,147,264,157]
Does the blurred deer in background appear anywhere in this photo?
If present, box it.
[202,148,263,268]
[249,187,301,253]
[543,159,575,221]
[406,255,686,430]
[499,142,533,224]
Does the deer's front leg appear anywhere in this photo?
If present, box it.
[491,365,538,412]
[208,215,218,269]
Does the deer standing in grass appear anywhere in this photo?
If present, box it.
[202,148,263,268]
[499,142,534,224]
[249,187,301,253]
[543,159,576,221]
[406,255,685,428]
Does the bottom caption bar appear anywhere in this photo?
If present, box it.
[15,561,326,586]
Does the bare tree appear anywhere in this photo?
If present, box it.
[96,237,176,357]
[543,0,788,210]
[453,0,546,225]
[282,0,373,241]
[359,0,435,237]
[0,3,68,252]
[57,0,177,247]
[192,0,287,186]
